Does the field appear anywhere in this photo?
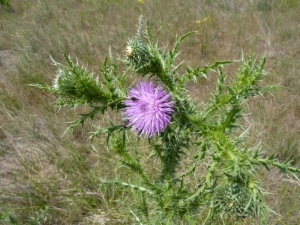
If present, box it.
[1,0,300,224]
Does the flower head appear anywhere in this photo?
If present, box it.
[123,81,174,137]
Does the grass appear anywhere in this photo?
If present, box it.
[1,0,300,224]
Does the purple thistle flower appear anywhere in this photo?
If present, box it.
[123,81,174,137]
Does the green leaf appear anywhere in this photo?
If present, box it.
[8,214,19,225]
[172,31,196,57]
[176,60,232,85]
[29,83,56,92]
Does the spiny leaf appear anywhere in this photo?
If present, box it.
[172,31,196,57]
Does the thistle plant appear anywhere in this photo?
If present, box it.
[32,18,300,224]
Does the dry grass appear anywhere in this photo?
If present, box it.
[1,0,300,224]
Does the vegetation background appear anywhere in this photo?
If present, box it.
[0,0,300,224]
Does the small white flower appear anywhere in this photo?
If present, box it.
[125,46,133,56]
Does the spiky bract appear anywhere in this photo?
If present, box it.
[125,37,156,74]
[210,182,264,220]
